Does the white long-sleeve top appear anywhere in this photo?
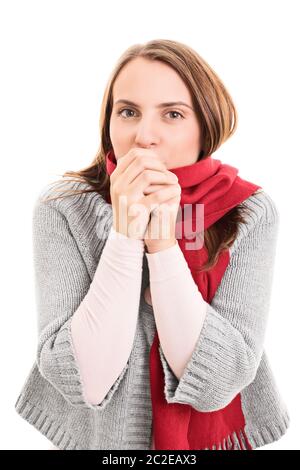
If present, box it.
[70,225,208,450]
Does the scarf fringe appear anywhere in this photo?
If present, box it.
[204,427,253,450]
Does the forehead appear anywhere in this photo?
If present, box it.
[112,57,193,105]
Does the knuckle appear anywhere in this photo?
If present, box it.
[143,170,152,183]
[153,191,163,203]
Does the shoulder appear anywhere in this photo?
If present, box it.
[241,188,279,223]
[36,177,106,207]
[33,177,111,222]
[238,188,280,234]
[230,188,280,256]
[32,178,113,251]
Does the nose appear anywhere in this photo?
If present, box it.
[134,117,159,148]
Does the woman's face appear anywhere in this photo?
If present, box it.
[109,57,202,170]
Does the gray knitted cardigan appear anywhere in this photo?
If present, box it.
[14,180,291,450]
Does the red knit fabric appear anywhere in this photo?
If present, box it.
[105,149,261,450]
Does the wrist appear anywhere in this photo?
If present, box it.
[145,239,177,254]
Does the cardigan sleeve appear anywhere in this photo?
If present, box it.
[34,198,144,411]
[70,225,144,406]
[145,241,208,381]
[157,191,280,412]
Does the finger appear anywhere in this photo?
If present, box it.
[141,184,181,211]
[130,170,177,196]
[120,156,168,188]
[111,148,164,182]
[143,182,178,194]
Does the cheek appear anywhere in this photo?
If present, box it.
[109,118,118,141]
[179,119,200,142]
[109,119,133,160]
[165,123,201,168]
[109,119,126,154]
[110,118,129,146]
[171,127,199,153]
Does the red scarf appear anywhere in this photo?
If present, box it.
[105,149,261,450]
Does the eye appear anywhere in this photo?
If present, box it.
[166,111,184,120]
[116,108,184,120]
[117,108,136,118]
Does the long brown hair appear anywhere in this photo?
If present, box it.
[41,38,258,272]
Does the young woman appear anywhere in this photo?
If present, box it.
[15,39,290,450]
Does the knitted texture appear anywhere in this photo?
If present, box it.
[14,180,290,450]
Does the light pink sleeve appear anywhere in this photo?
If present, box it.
[145,241,208,381]
[70,225,145,406]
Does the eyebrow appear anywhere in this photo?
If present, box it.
[114,99,194,110]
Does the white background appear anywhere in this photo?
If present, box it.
[0,0,299,450]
